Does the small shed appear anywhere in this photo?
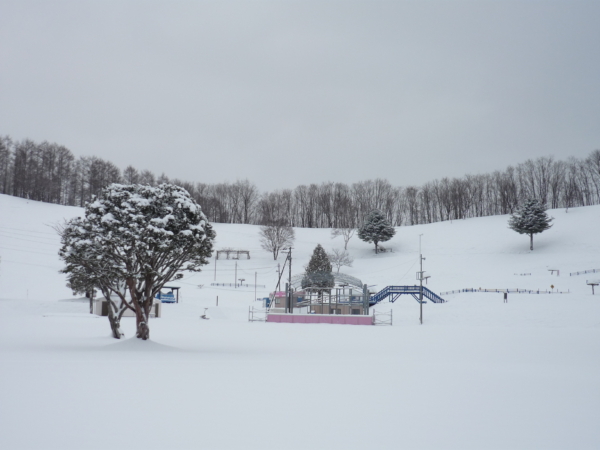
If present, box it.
[156,286,181,303]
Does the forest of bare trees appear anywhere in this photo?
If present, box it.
[1,135,599,228]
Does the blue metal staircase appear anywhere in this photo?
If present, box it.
[369,285,445,306]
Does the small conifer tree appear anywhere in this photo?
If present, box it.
[302,244,335,294]
[358,210,396,254]
[508,199,553,250]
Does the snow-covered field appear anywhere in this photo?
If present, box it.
[1,193,599,450]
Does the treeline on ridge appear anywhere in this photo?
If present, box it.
[0,135,599,228]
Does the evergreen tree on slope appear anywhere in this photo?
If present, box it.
[508,199,553,250]
[302,244,335,294]
[358,210,396,254]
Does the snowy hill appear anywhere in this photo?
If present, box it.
[1,193,599,450]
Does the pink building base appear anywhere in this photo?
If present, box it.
[267,313,373,325]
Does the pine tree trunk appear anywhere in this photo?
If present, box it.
[530,233,534,251]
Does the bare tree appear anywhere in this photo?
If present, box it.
[259,222,295,260]
[123,165,140,184]
[330,227,355,250]
[3,134,600,228]
[139,169,156,186]
[237,179,258,224]
[327,248,354,273]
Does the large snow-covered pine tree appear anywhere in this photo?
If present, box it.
[508,198,553,250]
[358,210,396,253]
[301,244,335,293]
[58,183,215,340]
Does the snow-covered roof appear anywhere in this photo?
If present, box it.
[290,272,363,290]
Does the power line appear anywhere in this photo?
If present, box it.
[0,224,58,235]
[0,245,58,256]
[359,257,417,276]
[1,258,60,270]
[0,232,61,246]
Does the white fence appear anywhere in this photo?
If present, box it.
[248,306,268,322]
[570,269,600,276]
[440,288,570,295]
[373,310,392,326]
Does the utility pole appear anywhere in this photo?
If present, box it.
[288,247,293,313]
[418,234,425,325]
[234,261,237,288]
[214,255,217,281]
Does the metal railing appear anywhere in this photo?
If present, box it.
[370,285,445,304]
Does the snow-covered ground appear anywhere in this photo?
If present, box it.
[1,193,599,450]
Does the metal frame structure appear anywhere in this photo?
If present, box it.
[215,249,250,260]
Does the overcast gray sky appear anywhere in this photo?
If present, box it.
[1,1,599,191]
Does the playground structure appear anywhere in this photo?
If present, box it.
[257,242,444,326]
[267,286,371,316]
[252,283,446,326]
[252,284,374,325]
